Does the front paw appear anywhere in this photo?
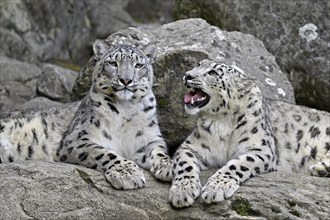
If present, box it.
[309,161,330,177]
[201,175,239,203]
[105,159,145,190]
[169,178,201,208]
[150,156,173,182]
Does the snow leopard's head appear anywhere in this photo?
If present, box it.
[92,39,157,100]
[183,59,256,115]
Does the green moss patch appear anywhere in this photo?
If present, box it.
[232,198,259,217]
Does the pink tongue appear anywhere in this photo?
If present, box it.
[184,93,193,104]
[184,91,204,104]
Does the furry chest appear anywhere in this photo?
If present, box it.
[198,118,236,168]
[203,134,232,168]
[101,113,151,159]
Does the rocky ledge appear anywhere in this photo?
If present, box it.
[0,161,329,220]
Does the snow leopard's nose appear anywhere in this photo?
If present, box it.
[183,74,194,81]
[119,78,133,86]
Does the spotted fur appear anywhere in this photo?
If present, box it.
[0,40,172,189]
[169,59,330,207]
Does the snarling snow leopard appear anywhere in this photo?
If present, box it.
[169,59,330,207]
[0,39,173,189]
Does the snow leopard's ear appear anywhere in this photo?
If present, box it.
[234,77,256,94]
[93,39,110,60]
[142,44,158,64]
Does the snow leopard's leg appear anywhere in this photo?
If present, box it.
[137,140,173,181]
[169,146,202,208]
[58,141,145,190]
[201,152,275,203]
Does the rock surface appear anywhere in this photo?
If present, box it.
[0,0,174,66]
[0,56,77,113]
[0,56,41,112]
[72,18,295,147]
[0,161,329,220]
[37,64,78,102]
[174,0,330,112]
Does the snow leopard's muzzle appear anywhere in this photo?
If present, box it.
[183,74,210,110]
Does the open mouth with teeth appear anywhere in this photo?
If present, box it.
[184,88,210,108]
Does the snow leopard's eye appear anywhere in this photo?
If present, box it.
[135,63,144,69]
[208,70,217,76]
[107,61,118,67]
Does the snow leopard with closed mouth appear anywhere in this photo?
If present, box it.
[0,39,172,189]
[169,59,330,208]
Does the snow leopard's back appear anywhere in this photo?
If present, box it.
[269,100,330,174]
[0,102,79,163]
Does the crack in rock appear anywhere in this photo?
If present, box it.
[75,168,104,193]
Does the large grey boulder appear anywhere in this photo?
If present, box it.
[125,0,174,25]
[0,161,329,220]
[0,0,126,65]
[72,18,295,147]
[0,57,77,114]
[0,0,174,66]
[174,0,330,112]
[0,56,41,113]
[37,64,79,102]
